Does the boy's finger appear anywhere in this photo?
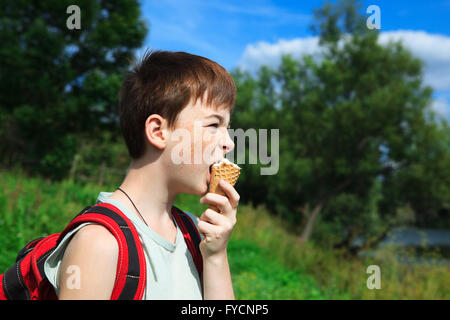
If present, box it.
[200,192,231,215]
[200,208,228,226]
[217,180,240,209]
[197,219,221,237]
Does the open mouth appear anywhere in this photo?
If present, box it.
[207,166,212,185]
[209,159,223,172]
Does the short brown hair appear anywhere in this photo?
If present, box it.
[119,50,236,159]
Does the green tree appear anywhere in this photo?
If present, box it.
[0,0,147,179]
[231,0,450,250]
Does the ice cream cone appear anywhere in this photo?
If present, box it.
[208,159,240,213]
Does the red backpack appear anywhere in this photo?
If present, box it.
[0,202,203,300]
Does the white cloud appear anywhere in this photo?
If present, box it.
[238,36,321,73]
[431,95,450,121]
[238,30,450,91]
[378,31,450,91]
[238,30,450,121]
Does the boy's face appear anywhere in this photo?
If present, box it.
[163,95,235,196]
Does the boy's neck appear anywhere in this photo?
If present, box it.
[109,158,178,225]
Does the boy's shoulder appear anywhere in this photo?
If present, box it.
[65,224,119,258]
[57,223,119,298]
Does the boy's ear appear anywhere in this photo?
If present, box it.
[144,114,169,150]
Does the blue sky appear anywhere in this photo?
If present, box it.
[139,0,450,121]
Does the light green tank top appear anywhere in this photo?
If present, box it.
[44,192,203,300]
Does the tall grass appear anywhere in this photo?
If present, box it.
[1,169,448,299]
[0,168,101,269]
[227,202,450,299]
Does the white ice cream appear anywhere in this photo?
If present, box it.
[213,158,241,169]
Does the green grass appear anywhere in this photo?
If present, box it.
[1,169,449,299]
[228,239,323,299]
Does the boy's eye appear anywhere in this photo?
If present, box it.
[209,123,219,128]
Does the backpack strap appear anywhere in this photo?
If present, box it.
[171,207,203,276]
[1,233,60,300]
[59,203,146,300]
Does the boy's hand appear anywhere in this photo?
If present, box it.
[197,179,240,259]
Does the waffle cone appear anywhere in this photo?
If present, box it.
[208,162,240,212]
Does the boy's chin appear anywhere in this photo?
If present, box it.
[183,181,209,196]
[197,183,210,196]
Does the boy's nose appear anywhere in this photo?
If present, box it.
[221,128,235,155]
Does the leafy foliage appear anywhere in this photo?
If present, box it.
[0,0,147,179]
[230,0,450,248]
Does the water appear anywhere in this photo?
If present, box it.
[354,227,450,266]
[380,228,450,247]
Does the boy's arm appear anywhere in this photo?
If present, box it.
[202,251,234,300]
[198,179,240,300]
[58,224,118,300]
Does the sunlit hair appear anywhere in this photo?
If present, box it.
[119,50,236,159]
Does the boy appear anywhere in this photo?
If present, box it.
[43,50,240,300]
